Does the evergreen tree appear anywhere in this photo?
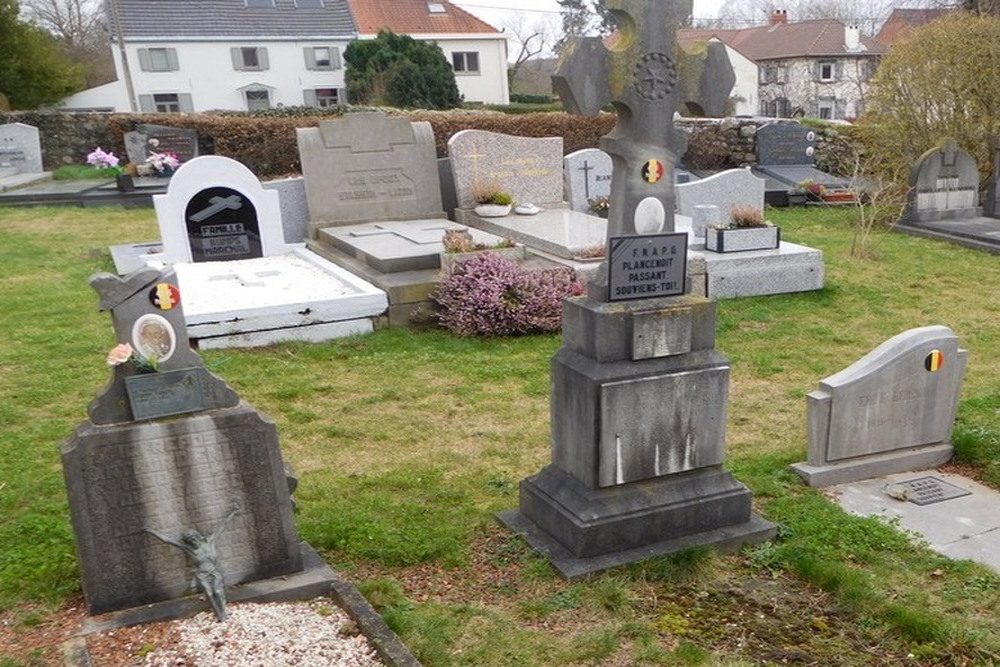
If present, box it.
[0,0,83,108]
[344,31,461,110]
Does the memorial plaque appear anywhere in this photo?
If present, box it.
[125,368,207,420]
[756,124,815,166]
[138,124,199,163]
[185,186,262,262]
[607,233,687,301]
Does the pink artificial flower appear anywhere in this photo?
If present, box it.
[106,342,134,366]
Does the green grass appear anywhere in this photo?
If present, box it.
[3,204,1000,664]
[51,165,118,180]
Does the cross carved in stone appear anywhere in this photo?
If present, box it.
[553,0,693,238]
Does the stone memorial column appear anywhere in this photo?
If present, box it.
[500,0,774,578]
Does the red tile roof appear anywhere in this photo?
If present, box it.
[875,8,952,46]
[347,0,501,35]
[680,18,885,61]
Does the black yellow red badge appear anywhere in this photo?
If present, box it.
[924,349,944,372]
[150,283,181,310]
[641,159,665,184]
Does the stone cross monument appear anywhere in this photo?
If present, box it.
[500,0,774,578]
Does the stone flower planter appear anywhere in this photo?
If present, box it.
[474,204,512,218]
[705,225,781,253]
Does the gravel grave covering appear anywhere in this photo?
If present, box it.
[88,598,384,666]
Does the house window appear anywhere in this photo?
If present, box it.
[314,88,340,107]
[245,89,271,111]
[818,60,836,82]
[305,46,341,70]
[245,0,275,7]
[452,52,479,74]
[232,47,269,71]
[138,47,178,72]
[153,93,180,112]
[817,97,835,119]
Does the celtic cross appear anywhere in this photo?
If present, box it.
[553,0,693,239]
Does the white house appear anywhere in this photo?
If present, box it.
[60,0,508,112]
[681,12,886,120]
[346,0,509,105]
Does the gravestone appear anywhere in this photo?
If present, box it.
[153,156,287,264]
[0,122,43,176]
[299,112,513,325]
[565,148,613,213]
[675,168,765,222]
[753,122,849,193]
[499,0,774,578]
[137,124,200,163]
[449,130,564,208]
[904,139,981,223]
[297,112,447,230]
[123,130,151,167]
[63,267,304,614]
[790,326,966,487]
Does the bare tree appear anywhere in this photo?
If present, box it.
[503,12,557,85]
[716,0,936,34]
[21,0,114,87]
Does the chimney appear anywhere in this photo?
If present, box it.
[769,10,788,26]
[844,25,861,51]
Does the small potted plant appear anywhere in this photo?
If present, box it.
[705,206,780,253]
[86,147,134,192]
[799,179,827,202]
[473,182,514,217]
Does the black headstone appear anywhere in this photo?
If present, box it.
[137,124,200,163]
[756,124,816,166]
[185,187,263,262]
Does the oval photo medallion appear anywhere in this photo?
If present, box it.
[634,197,666,234]
[131,313,177,364]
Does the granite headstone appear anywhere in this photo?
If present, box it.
[791,326,966,487]
[64,267,303,614]
[0,122,43,175]
[755,123,816,166]
[137,124,200,163]
[904,139,981,223]
[564,148,613,213]
[448,129,564,208]
[675,168,765,221]
[296,112,446,231]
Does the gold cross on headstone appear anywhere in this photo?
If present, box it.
[553,0,693,238]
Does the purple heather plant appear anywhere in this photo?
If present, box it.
[433,252,583,336]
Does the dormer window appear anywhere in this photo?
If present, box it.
[428,2,446,13]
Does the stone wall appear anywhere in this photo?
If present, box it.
[0,110,855,179]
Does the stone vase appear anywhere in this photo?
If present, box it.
[474,204,512,218]
[115,173,135,193]
[705,225,781,253]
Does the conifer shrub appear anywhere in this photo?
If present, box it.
[433,252,583,336]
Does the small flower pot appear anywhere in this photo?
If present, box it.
[474,204,512,218]
[705,225,781,253]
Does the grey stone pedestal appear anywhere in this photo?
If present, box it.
[500,294,775,578]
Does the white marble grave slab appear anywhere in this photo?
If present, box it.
[455,206,607,259]
[174,247,387,348]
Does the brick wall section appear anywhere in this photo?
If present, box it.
[0,109,854,180]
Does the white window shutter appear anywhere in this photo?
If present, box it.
[138,49,151,71]
[835,61,844,80]
[304,47,316,70]
[330,46,341,70]
[303,89,318,106]
[178,94,194,112]
[231,47,243,70]
[258,48,269,70]
[166,48,179,71]
[138,94,154,112]
[338,87,347,104]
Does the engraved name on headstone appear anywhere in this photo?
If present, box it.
[185,187,263,262]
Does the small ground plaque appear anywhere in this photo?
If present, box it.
[607,233,687,302]
[900,476,971,506]
[125,368,207,420]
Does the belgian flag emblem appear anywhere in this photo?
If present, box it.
[641,159,665,184]
[150,283,181,310]
[924,349,944,372]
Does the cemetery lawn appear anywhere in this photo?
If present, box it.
[2,205,1000,665]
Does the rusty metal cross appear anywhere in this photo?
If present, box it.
[553,0,693,238]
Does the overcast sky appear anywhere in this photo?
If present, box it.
[451,0,728,34]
